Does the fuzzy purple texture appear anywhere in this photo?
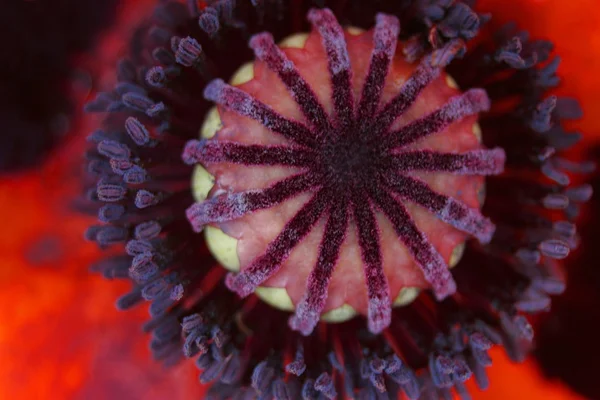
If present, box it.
[185,9,504,335]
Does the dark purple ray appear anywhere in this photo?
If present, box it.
[357,13,400,122]
[370,184,456,300]
[372,39,469,135]
[249,32,333,134]
[204,79,317,147]
[390,148,505,175]
[351,194,391,334]
[289,198,349,336]
[371,58,441,134]
[186,173,319,232]
[384,89,490,149]
[183,139,315,167]
[308,8,354,128]
[226,190,330,297]
[383,173,495,243]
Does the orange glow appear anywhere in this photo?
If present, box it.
[467,348,586,400]
[0,136,202,400]
[1,0,598,399]
[478,0,600,138]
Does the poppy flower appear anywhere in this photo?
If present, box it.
[1,0,598,399]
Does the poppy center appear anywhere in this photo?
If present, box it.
[183,10,502,335]
[320,134,378,188]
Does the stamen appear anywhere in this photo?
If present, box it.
[495,37,537,69]
[437,3,481,40]
[152,47,176,66]
[117,58,136,82]
[97,182,127,202]
[116,290,142,311]
[124,166,148,184]
[126,239,153,256]
[125,117,151,146]
[552,157,596,174]
[542,193,569,209]
[175,36,203,67]
[95,225,129,246]
[98,204,125,222]
[130,252,159,283]
[97,140,131,160]
[554,220,576,238]
[135,190,160,209]
[541,160,570,185]
[198,8,220,38]
[122,92,155,113]
[115,82,147,97]
[88,159,111,176]
[430,39,467,67]
[538,239,570,259]
[84,92,113,112]
[565,184,593,202]
[314,372,337,399]
[252,361,274,395]
[273,379,290,400]
[530,96,557,133]
[285,344,306,376]
[221,353,242,383]
[135,221,162,240]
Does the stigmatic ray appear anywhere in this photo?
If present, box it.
[183,9,504,336]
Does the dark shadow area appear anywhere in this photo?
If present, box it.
[536,143,600,400]
[0,0,119,172]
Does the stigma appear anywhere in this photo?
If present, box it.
[183,9,504,335]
